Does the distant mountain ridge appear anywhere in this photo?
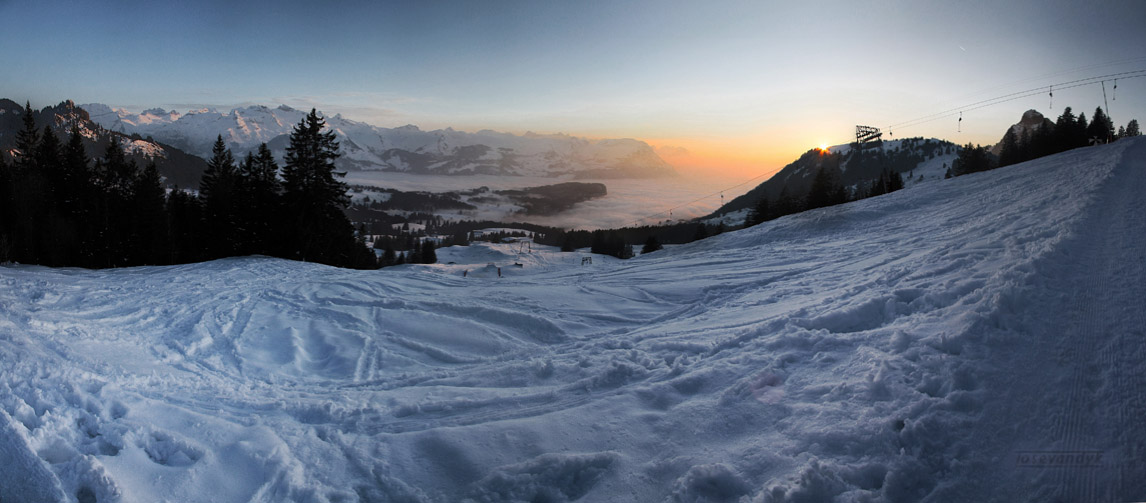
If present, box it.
[711,137,959,219]
[0,99,206,188]
[80,103,676,179]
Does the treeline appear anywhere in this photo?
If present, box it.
[954,106,1139,176]
[0,105,376,269]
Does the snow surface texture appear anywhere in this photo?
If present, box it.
[2,139,1145,502]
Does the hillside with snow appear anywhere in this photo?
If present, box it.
[2,138,1145,502]
[713,137,959,220]
[80,104,676,179]
[0,100,207,188]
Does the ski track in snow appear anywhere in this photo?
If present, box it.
[2,138,1145,502]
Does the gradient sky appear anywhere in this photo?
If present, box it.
[3,0,1145,178]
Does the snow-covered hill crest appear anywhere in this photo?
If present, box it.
[3,138,1144,501]
[80,103,676,178]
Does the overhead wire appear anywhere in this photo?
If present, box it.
[618,69,1146,228]
[886,70,1146,133]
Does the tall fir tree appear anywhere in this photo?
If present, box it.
[281,109,372,267]
[747,196,771,226]
[805,164,846,210]
[421,239,437,264]
[1054,107,1080,152]
[1076,113,1089,147]
[200,135,240,258]
[5,102,42,262]
[167,188,204,264]
[998,128,1021,167]
[93,137,139,267]
[128,162,170,264]
[1086,107,1114,143]
[641,235,663,254]
[1125,119,1140,137]
[236,143,283,256]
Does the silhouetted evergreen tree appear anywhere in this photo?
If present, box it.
[1086,107,1114,144]
[1076,113,1089,147]
[236,143,282,255]
[775,185,795,218]
[952,143,992,176]
[167,188,204,264]
[561,232,578,252]
[747,196,771,226]
[200,135,240,258]
[93,137,139,267]
[691,224,709,242]
[129,162,169,264]
[380,242,396,267]
[805,165,846,210]
[421,239,437,264]
[1125,119,1140,137]
[281,109,372,267]
[641,235,663,254]
[0,155,10,262]
[5,102,45,263]
[998,128,1021,167]
[1054,107,1082,152]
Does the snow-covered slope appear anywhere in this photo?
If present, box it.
[2,139,1145,501]
[714,137,959,220]
[79,104,675,178]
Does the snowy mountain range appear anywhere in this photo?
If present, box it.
[0,100,206,188]
[80,103,676,178]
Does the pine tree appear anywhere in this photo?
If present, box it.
[380,242,396,267]
[0,154,9,262]
[129,162,169,264]
[421,239,437,264]
[806,165,846,210]
[5,102,44,263]
[886,168,904,192]
[167,188,204,264]
[998,128,1021,167]
[200,135,240,258]
[775,185,795,217]
[691,224,708,242]
[1087,107,1114,143]
[1054,107,1078,153]
[641,235,663,254]
[952,143,992,176]
[236,143,282,255]
[1075,113,1089,148]
[561,232,577,252]
[14,102,39,168]
[93,137,139,267]
[281,109,364,266]
[747,196,770,226]
[35,126,68,265]
[1125,119,1141,137]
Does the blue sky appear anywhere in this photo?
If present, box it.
[3,0,1145,175]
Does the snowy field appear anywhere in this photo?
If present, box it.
[2,139,1145,502]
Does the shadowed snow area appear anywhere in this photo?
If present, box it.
[2,139,1145,501]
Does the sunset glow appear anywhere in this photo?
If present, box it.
[2,1,1144,182]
